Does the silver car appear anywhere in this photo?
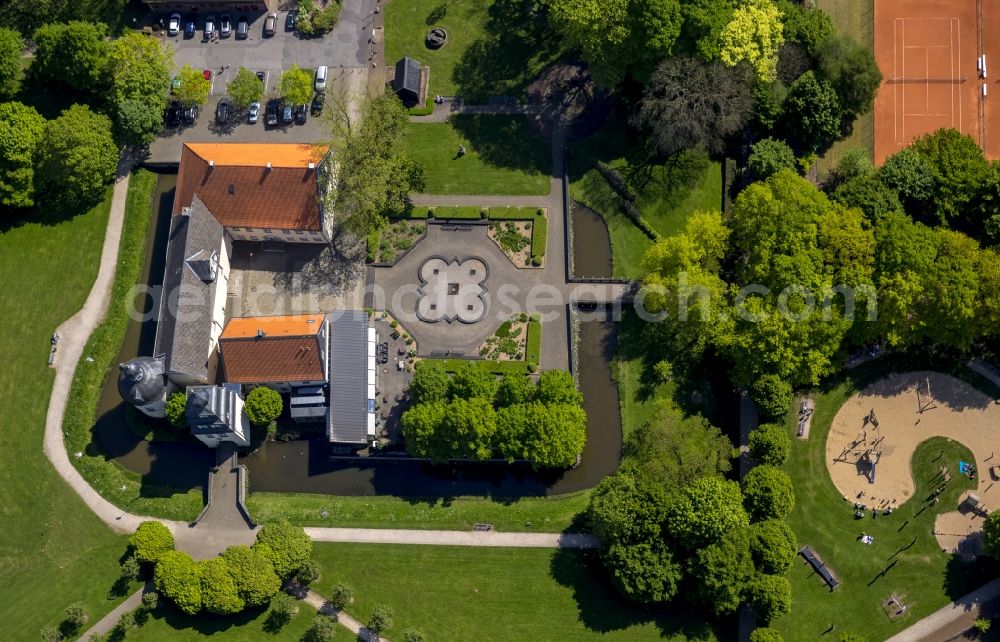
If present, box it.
[248,102,260,124]
[220,14,231,38]
[204,15,216,40]
[167,13,181,36]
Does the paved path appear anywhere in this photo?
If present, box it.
[306,527,599,548]
[77,584,148,641]
[884,577,1000,642]
[303,588,383,642]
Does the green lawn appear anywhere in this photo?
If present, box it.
[774,360,1000,641]
[130,600,316,640]
[813,0,876,177]
[569,117,723,278]
[313,543,718,641]
[0,189,138,640]
[385,0,565,100]
[62,170,203,522]
[247,490,591,532]
[406,115,552,195]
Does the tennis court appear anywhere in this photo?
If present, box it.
[873,0,998,162]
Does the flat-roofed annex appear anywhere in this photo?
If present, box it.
[221,314,326,339]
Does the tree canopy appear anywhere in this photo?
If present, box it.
[747,573,793,622]
[718,0,784,82]
[128,520,175,565]
[0,27,23,98]
[635,56,755,157]
[742,465,795,521]
[782,70,842,154]
[409,360,450,405]
[666,476,749,549]
[174,63,211,108]
[748,138,797,180]
[221,545,281,607]
[37,104,118,209]
[229,67,264,109]
[106,33,173,146]
[748,423,791,466]
[255,520,313,580]
[749,519,797,574]
[154,550,203,615]
[279,64,313,105]
[322,88,424,235]
[245,386,283,426]
[0,101,45,209]
[31,20,108,94]
[985,511,1000,558]
[200,558,245,615]
[817,34,882,120]
[689,526,755,613]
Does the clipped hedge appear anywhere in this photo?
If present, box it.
[525,314,541,365]
[408,104,435,116]
[366,228,380,262]
[489,206,541,220]
[432,206,484,220]
[430,358,533,376]
[530,210,547,262]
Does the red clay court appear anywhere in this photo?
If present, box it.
[873,0,1000,163]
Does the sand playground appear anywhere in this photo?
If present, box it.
[825,371,998,556]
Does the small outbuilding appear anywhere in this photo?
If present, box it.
[393,57,422,105]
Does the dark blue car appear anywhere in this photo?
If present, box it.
[184,19,195,38]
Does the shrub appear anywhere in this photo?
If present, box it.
[153,550,202,615]
[749,375,793,419]
[747,574,792,622]
[750,519,797,574]
[129,521,175,564]
[749,423,792,466]
[141,591,159,611]
[329,582,354,610]
[531,211,547,258]
[750,627,785,642]
[221,545,281,607]
[165,391,187,428]
[403,629,427,642]
[39,626,60,642]
[120,555,141,582]
[975,618,992,633]
[985,511,1000,558]
[244,386,283,426]
[748,138,797,179]
[265,592,300,631]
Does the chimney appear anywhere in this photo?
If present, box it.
[265,162,272,171]
[209,160,215,167]
[256,329,266,338]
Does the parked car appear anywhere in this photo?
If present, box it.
[171,75,181,93]
[314,65,327,92]
[181,105,199,124]
[248,101,260,124]
[204,15,216,40]
[236,16,248,39]
[294,104,307,125]
[203,69,212,81]
[216,97,230,123]
[255,71,266,83]
[220,14,231,38]
[165,101,181,127]
[265,99,280,126]
[281,102,293,124]
[263,12,277,37]
[184,18,195,38]
[311,93,324,116]
[167,13,181,36]
[285,11,297,31]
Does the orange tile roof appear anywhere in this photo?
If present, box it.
[220,335,325,384]
[222,314,326,339]
[173,143,330,231]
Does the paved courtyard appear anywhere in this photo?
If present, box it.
[146,1,376,164]
[227,237,366,317]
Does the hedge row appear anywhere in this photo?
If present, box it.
[525,314,541,366]
[529,211,547,263]
[428,314,543,375]
[432,206,483,219]
[366,228,380,262]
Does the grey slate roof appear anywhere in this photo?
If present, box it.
[327,310,369,444]
[153,196,225,383]
[393,57,421,101]
[186,384,242,435]
[118,355,169,406]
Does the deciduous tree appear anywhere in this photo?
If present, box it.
[748,423,791,466]
[221,545,281,607]
[409,360,450,405]
[783,70,842,153]
[244,386,283,426]
[31,20,108,94]
[747,573,793,622]
[200,557,245,615]
[603,540,682,603]
[750,519,797,574]
[666,476,749,549]
[278,64,312,106]
[154,550,202,615]
[748,138,797,180]
[818,34,882,119]
[106,33,173,146]
[985,511,1000,558]
[534,370,583,406]
[174,63,210,108]
[129,520,175,564]
[774,0,833,56]
[635,57,755,157]
[367,604,394,637]
[497,402,585,468]
[322,88,424,235]
[750,629,785,642]
[494,373,535,407]
[0,101,45,208]
[742,465,795,521]
[37,104,118,209]
[689,526,755,613]
[255,520,313,580]
[719,0,784,82]
[0,27,23,98]
[165,391,187,428]
[304,615,338,642]
[228,67,264,109]
[448,362,498,401]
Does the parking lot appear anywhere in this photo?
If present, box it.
[146,1,377,164]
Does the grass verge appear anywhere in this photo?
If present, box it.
[774,358,1000,640]
[62,170,203,522]
[0,187,137,640]
[247,491,591,531]
[129,599,315,640]
[312,543,717,641]
[406,115,552,195]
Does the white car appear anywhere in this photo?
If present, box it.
[248,102,260,124]
[204,16,216,40]
[167,13,181,36]
[220,14,231,38]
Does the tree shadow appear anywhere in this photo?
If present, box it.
[451,0,564,102]
[449,113,552,177]
[548,548,724,639]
